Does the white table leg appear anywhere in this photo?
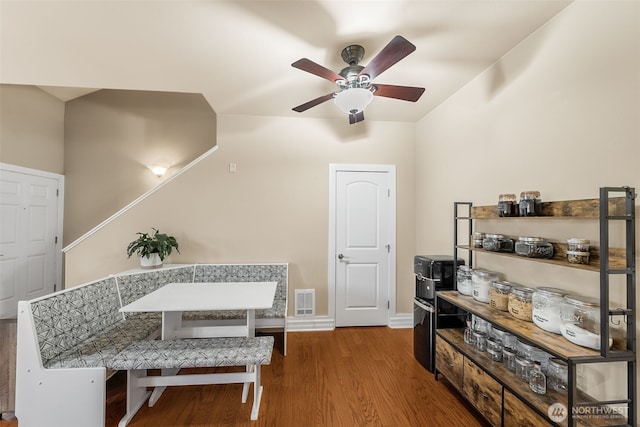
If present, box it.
[247,308,255,338]
[162,311,182,339]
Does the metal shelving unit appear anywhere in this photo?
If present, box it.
[440,187,636,427]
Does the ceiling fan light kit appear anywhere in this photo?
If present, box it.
[291,35,425,124]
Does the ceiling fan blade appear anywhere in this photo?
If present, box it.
[292,92,335,112]
[349,111,365,125]
[357,35,416,81]
[373,84,425,102]
[292,58,344,83]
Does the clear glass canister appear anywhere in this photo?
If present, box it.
[486,337,503,361]
[560,295,608,350]
[567,238,590,252]
[489,281,512,311]
[490,326,517,349]
[547,358,568,393]
[472,232,485,248]
[473,330,487,351]
[567,250,590,265]
[532,287,567,334]
[519,191,542,216]
[482,234,515,253]
[472,269,499,303]
[498,193,518,217]
[502,347,518,371]
[529,362,547,394]
[457,265,474,296]
[508,286,535,321]
[515,356,534,381]
[515,237,554,259]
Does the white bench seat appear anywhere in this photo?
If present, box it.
[107,336,274,426]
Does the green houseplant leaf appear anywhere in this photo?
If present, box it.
[126,228,180,261]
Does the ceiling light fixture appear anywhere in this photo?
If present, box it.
[148,165,168,177]
[333,88,374,115]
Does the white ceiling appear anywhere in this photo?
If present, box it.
[1,1,574,124]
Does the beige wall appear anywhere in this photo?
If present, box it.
[64,114,417,316]
[416,0,639,399]
[64,90,217,244]
[0,84,64,174]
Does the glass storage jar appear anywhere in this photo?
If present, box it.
[567,250,590,265]
[472,269,499,303]
[508,286,535,321]
[547,358,568,393]
[519,191,542,216]
[515,237,554,259]
[488,281,512,311]
[490,326,517,349]
[482,234,515,253]
[529,362,547,395]
[457,265,474,296]
[515,356,534,381]
[516,339,550,372]
[472,232,485,248]
[560,295,611,350]
[567,238,590,253]
[532,287,567,334]
[486,337,503,361]
[502,347,518,371]
[473,330,487,351]
[498,193,518,217]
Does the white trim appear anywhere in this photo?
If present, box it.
[0,163,64,295]
[62,145,219,253]
[328,163,397,327]
[286,316,335,332]
[388,313,413,329]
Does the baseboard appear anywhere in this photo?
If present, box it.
[286,313,412,331]
[388,313,412,329]
[286,316,335,331]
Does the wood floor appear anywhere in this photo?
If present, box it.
[1,327,488,427]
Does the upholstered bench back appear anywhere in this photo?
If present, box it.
[115,265,196,312]
[188,263,288,320]
[29,277,121,367]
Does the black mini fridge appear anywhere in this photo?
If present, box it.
[413,255,464,372]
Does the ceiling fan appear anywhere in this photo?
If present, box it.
[291,35,425,124]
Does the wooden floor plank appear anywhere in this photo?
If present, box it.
[1,327,488,427]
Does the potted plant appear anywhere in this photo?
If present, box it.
[126,228,180,268]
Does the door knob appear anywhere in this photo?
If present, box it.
[338,253,344,260]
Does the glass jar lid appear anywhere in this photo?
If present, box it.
[520,191,541,199]
[515,355,533,366]
[564,294,600,307]
[491,281,512,291]
[534,286,567,297]
[499,193,516,200]
[473,269,498,279]
[485,233,505,239]
[518,236,545,242]
[510,286,535,298]
[567,238,590,244]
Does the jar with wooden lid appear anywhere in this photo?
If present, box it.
[508,286,535,321]
[519,191,542,216]
[497,193,518,217]
[488,281,511,311]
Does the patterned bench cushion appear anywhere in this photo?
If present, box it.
[107,336,274,370]
[182,299,286,321]
[116,265,195,312]
[31,277,122,367]
[44,315,162,369]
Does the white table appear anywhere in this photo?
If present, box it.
[120,281,277,339]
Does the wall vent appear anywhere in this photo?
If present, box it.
[295,289,315,317]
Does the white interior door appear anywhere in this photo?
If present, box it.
[0,165,62,318]
[333,167,393,327]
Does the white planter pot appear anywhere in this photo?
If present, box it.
[140,253,162,269]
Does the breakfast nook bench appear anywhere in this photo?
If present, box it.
[107,336,275,426]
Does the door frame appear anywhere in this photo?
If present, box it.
[328,163,396,326]
[0,162,65,296]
